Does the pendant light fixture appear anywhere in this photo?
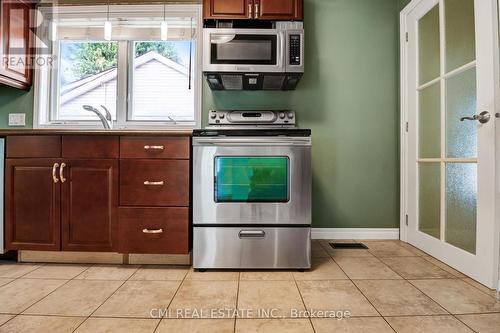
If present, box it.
[104,0,112,41]
[161,2,168,41]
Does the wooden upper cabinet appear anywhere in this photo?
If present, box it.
[203,0,251,20]
[5,159,61,251]
[61,159,118,252]
[203,0,303,20]
[257,0,303,20]
[0,0,34,89]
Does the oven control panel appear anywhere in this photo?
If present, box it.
[208,110,296,126]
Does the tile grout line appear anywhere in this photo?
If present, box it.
[70,264,141,333]
[233,272,240,333]
[153,266,190,333]
[292,271,316,333]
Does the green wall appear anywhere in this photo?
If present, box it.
[0,86,34,128]
[0,0,403,229]
[205,0,401,228]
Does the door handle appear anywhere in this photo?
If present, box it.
[460,111,490,124]
[59,163,66,183]
[238,230,266,238]
[52,163,59,183]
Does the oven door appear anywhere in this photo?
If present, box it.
[203,28,285,73]
[193,136,311,225]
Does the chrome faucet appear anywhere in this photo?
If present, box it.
[82,105,113,129]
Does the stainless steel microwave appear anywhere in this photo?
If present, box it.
[203,28,304,90]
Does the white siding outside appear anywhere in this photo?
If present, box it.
[59,52,194,121]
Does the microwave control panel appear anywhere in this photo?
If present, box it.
[289,34,301,65]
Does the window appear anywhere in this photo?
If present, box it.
[35,5,201,128]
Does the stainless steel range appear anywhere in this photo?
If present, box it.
[192,110,311,269]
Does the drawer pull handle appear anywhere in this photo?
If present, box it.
[239,230,266,238]
[59,163,67,183]
[52,163,60,183]
[142,228,163,234]
[144,145,164,151]
[144,181,165,186]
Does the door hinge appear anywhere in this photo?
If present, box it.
[405,122,408,132]
[405,214,409,226]
[405,32,408,42]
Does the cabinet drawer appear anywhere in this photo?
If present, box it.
[7,136,61,158]
[118,207,189,254]
[62,136,119,159]
[120,159,189,206]
[120,136,190,159]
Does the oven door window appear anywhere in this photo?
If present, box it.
[210,34,277,65]
[214,157,289,202]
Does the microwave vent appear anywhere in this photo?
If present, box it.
[221,75,243,90]
[263,75,285,90]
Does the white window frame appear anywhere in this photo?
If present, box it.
[33,4,202,129]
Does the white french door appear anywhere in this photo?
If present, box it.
[401,0,499,288]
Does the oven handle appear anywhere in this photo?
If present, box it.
[239,230,266,238]
[193,137,311,146]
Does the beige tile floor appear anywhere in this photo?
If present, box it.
[0,240,498,333]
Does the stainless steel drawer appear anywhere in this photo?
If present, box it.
[193,227,311,269]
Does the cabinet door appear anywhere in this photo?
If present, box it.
[0,0,33,89]
[203,0,252,19]
[5,159,61,251]
[256,0,303,20]
[61,160,118,252]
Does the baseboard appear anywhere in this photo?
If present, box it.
[311,228,400,240]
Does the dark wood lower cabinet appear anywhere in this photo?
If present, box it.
[61,159,118,252]
[4,134,190,255]
[5,159,61,251]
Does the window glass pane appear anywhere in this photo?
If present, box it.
[445,163,477,254]
[418,5,440,85]
[445,0,475,72]
[419,163,441,239]
[215,157,289,203]
[446,68,477,158]
[419,82,441,158]
[130,41,195,121]
[57,41,118,121]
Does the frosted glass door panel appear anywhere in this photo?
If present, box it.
[445,68,477,158]
[419,163,441,239]
[418,5,440,85]
[445,0,475,72]
[419,83,441,158]
[445,163,477,254]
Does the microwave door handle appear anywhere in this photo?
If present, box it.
[278,31,285,70]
